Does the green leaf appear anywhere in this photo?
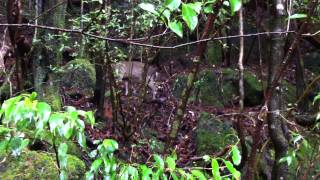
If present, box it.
[288,13,307,19]
[154,154,165,170]
[63,121,73,139]
[212,159,221,180]
[191,170,206,180]
[165,0,181,11]
[165,156,176,171]
[49,113,65,134]
[187,2,202,14]
[168,21,183,38]
[58,143,68,168]
[90,158,103,172]
[139,3,159,16]
[182,3,198,32]
[29,92,37,100]
[0,126,11,136]
[140,164,152,180]
[231,146,241,165]
[224,160,241,179]
[313,93,320,105]
[119,165,129,180]
[77,132,87,148]
[103,139,119,153]
[229,0,242,15]
[85,111,95,125]
[127,166,139,180]
[204,6,213,14]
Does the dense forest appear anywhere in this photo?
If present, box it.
[0,0,320,179]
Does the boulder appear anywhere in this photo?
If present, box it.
[0,151,86,180]
[195,112,237,156]
[60,58,96,93]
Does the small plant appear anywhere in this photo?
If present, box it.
[0,92,95,179]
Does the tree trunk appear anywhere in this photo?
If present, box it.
[267,0,289,178]
[32,0,67,108]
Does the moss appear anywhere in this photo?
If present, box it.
[61,58,96,93]
[282,80,296,104]
[42,86,62,111]
[243,72,264,106]
[0,151,86,180]
[195,112,237,155]
[205,41,223,65]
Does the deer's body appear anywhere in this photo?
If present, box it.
[112,61,159,99]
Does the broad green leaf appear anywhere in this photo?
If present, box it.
[229,0,242,15]
[85,111,95,125]
[187,2,202,14]
[63,121,73,139]
[140,165,152,180]
[0,126,11,136]
[119,165,129,180]
[231,146,241,165]
[165,156,176,171]
[203,5,213,13]
[127,166,139,180]
[77,132,87,148]
[171,172,179,180]
[212,159,221,180]
[165,0,181,11]
[191,170,206,180]
[168,21,183,37]
[224,160,241,179]
[103,139,119,153]
[3,96,22,122]
[139,3,159,16]
[90,158,103,172]
[29,92,37,100]
[49,113,64,132]
[154,154,165,170]
[182,3,198,32]
[288,13,307,19]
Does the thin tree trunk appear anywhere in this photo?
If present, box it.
[168,0,223,145]
[267,0,288,178]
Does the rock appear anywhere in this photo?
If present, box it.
[243,72,264,106]
[42,86,62,111]
[60,58,96,93]
[173,70,226,107]
[0,150,86,180]
[304,52,320,74]
[195,112,237,156]
[173,68,265,107]
[205,41,223,65]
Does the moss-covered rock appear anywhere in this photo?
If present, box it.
[243,72,264,106]
[173,68,265,107]
[173,70,225,107]
[195,112,237,155]
[205,41,223,65]
[42,86,62,111]
[60,58,96,93]
[0,151,86,180]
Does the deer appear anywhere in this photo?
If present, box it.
[112,61,160,100]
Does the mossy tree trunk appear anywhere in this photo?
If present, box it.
[32,0,67,109]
